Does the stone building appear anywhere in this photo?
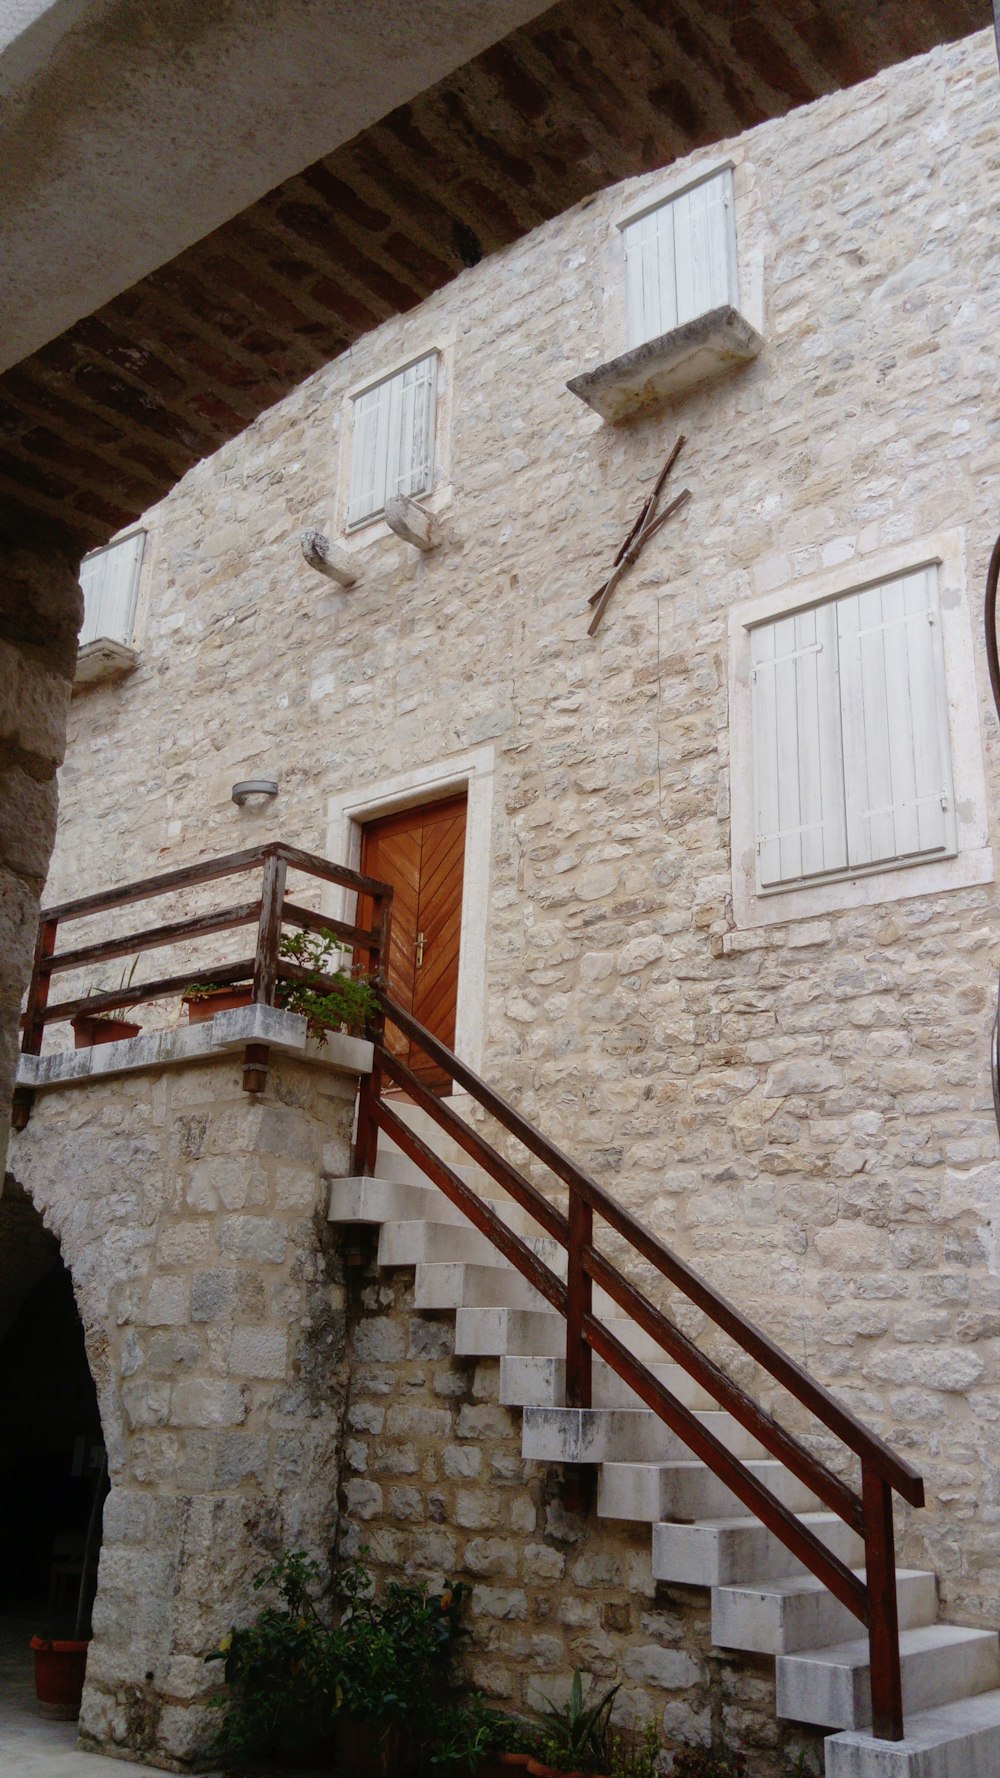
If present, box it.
[5,23,1000,1777]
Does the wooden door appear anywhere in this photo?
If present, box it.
[360,795,466,1090]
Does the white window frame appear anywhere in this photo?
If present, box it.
[620,163,739,351]
[324,746,496,1075]
[79,527,146,648]
[345,350,439,531]
[729,531,993,929]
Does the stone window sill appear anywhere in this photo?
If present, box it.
[74,638,139,691]
[567,305,763,423]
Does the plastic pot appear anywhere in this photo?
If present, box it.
[30,1636,89,1719]
[72,1015,141,1047]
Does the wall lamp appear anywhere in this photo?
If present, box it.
[232,779,279,807]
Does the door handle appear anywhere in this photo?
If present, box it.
[415,931,426,969]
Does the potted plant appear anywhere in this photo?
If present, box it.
[206,1551,343,1768]
[428,1699,535,1778]
[275,928,377,1040]
[181,980,255,1024]
[527,1671,620,1778]
[334,1558,468,1778]
[31,1449,106,1719]
[72,961,142,1047]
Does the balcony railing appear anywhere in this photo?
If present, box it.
[13,840,394,1128]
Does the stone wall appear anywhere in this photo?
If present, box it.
[0,521,81,1171]
[10,1053,357,1768]
[36,22,1000,1644]
[337,1264,822,1774]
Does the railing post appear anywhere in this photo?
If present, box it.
[353,886,392,1176]
[244,852,286,1094]
[863,1462,904,1740]
[566,1187,593,1410]
[12,915,57,1130]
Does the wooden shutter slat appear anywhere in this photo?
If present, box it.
[837,569,954,870]
[751,602,846,890]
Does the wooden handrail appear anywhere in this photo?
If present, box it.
[13,845,394,1130]
[366,991,923,1741]
[377,994,923,1504]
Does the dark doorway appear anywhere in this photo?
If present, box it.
[0,1248,106,1635]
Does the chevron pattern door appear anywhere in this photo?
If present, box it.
[360,795,467,1089]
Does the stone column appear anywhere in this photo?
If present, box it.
[0,518,82,1174]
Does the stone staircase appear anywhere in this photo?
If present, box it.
[329,1102,1000,1778]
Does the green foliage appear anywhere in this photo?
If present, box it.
[336,1556,469,1725]
[672,1745,752,1778]
[427,1696,531,1773]
[537,1669,621,1772]
[605,1719,664,1778]
[206,1551,342,1763]
[207,1551,468,1767]
[277,927,378,1040]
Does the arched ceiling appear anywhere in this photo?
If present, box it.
[0,0,990,551]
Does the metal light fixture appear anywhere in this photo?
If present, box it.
[231,779,279,807]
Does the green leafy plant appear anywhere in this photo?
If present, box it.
[537,1669,620,1773]
[671,1745,752,1778]
[206,1550,343,1763]
[336,1555,469,1726]
[277,927,378,1041]
[605,1719,663,1778]
[428,1696,531,1773]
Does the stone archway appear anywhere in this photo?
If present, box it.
[0,1182,108,1714]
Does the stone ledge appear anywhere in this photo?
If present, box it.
[73,638,140,690]
[567,305,763,423]
[17,1002,373,1092]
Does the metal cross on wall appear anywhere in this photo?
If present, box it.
[588,433,691,635]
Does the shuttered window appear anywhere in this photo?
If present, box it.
[79,531,145,648]
[622,167,738,350]
[749,567,956,892]
[347,353,438,528]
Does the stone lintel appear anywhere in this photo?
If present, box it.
[73,638,140,690]
[17,1001,373,1093]
[566,305,764,423]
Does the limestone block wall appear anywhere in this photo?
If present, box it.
[0,525,81,1169]
[36,27,1000,1628]
[337,1265,822,1775]
[10,1054,357,1769]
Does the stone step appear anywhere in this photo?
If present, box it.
[824,1686,1000,1777]
[414,1260,617,1314]
[521,1405,767,1466]
[500,1354,716,1413]
[377,1218,562,1269]
[454,1305,672,1363]
[328,1174,470,1227]
[713,1569,937,1657]
[777,1623,1000,1732]
[455,1307,570,1358]
[598,1459,821,1524]
[651,1512,865,1588]
[413,1261,551,1312]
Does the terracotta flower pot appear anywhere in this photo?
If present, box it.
[526,1763,603,1778]
[335,1714,412,1778]
[72,1015,141,1048]
[30,1636,89,1720]
[479,1755,533,1778]
[183,986,254,1024]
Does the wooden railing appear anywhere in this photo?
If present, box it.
[12,841,394,1128]
[356,993,924,1743]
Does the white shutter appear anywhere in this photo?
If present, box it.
[348,353,437,526]
[79,531,145,647]
[623,167,736,350]
[751,601,847,889]
[837,568,955,869]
